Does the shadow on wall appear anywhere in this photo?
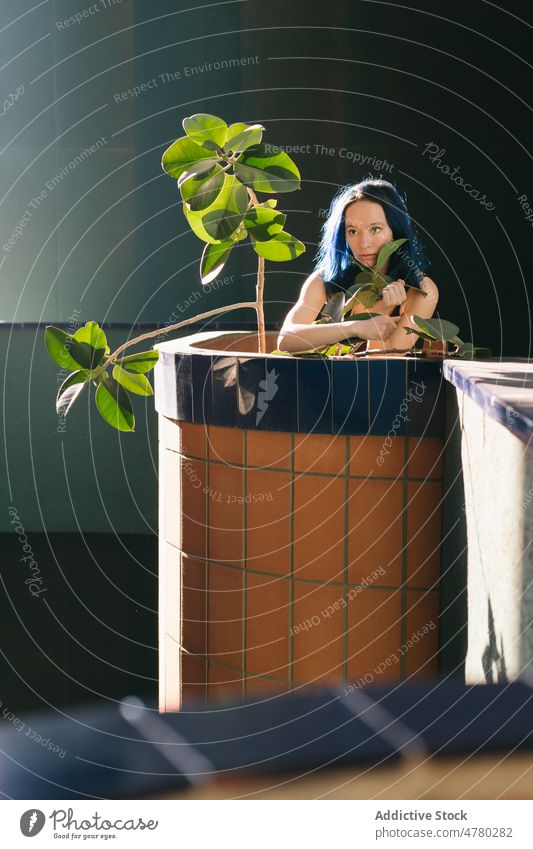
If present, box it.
[482,598,507,684]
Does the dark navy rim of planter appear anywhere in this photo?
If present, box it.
[155,331,445,438]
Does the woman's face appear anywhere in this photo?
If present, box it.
[344,199,393,269]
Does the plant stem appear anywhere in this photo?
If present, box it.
[247,188,266,354]
[102,301,257,369]
[256,255,266,354]
[347,346,455,358]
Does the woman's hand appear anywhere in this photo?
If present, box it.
[380,279,407,309]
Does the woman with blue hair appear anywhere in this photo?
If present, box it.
[277,178,439,353]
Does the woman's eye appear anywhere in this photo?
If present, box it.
[371,226,382,233]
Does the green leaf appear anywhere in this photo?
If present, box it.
[251,231,305,261]
[179,163,225,211]
[375,238,407,273]
[344,312,380,321]
[373,272,390,291]
[234,144,301,193]
[72,321,107,369]
[177,158,222,182]
[182,113,228,150]
[112,364,153,397]
[291,350,329,358]
[411,315,460,341]
[116,350,159,374]
[456,343,492,360]
[73,321,107,350]
[403,327,436,342]
[344,275,374,314]
[161,135,218,180]
[183,203,219,243]
[355,287,379,309]
[353,271,374,289]
[320,292,345,323]
[321,342,354,357]
[56,370,88,416]
[457,342,475,359]
[201,174,249,241]
[95,377,135,432]
[243,205,286,241]
[224,122,264,154]
[350,256,371,273]
[45,326,87,371]
[200,239,235,285]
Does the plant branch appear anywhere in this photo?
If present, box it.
[102,301,257,369]
[247,187,267,354]
[256,255,266,353]
[346,345,454,358]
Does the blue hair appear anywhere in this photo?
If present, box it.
[314,178,429,300]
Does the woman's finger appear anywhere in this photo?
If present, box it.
[382,282,406,305]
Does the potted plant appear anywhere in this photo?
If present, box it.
[44,114,305,430]
[43,113,486,709]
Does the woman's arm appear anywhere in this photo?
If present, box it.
[277,272,402,353]
[366,276,439,353]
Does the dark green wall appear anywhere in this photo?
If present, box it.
[2,0,529,534]
[2,0,530,337]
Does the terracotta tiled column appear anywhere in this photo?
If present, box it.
[156,332,445,710]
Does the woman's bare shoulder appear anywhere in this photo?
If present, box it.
[419,275,438,295]
[298,270,327,304]
[280,271,327,329]
[419,276,439,308]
